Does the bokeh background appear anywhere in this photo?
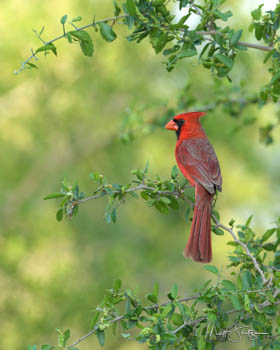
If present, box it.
[1,0,280,349]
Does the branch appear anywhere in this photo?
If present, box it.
[196,31,273,52]
[77,184,190,205]
[14,15,128,74]
[69,294,200,348]
[212,215,268,285]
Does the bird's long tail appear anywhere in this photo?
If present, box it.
[183,184,213,263]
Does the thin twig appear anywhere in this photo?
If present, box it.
[14,15,129,74]
[69,294,199,347]
[196,30,273,52]
[212,215,268,285]
[77,184,190,205]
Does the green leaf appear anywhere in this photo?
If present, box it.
[241,270,253,289]
[262,228,276,242]
[171,165,179,178]
[197,336,206,350]
[221,279,236,291]
[44,192,66,200]
[72,16,82,22]
[213,9,232,21]
[36,43,57,56]
[212,227,224,236]
[185,207,191,222]
[80,38,94,57]
[251,5,263,21]
[56,209,64,222]
[254,23,263,41]
[147,293,158,303]
[90,311,100,329]
[97,330,105,346]
[98,22,117,42]
[245,214,253,227]
[168,196,179,210]
[270,71,280,85]
[230,295,241,310]
[177,43,197,59]
[60,14,68,25]
[66,32,73,43]
[204,265,218,275]
[114,1,121,16]
[230,29,242,45]
[215,54,233,70]
[63,329,70,346]
[155,201,168,214]
[41,345,53,350]
[27,346,37,350]
[263,50,274,64]
[111,208,117,223]
[171,283,178,299]
[150,29,167,54]
[26,62,39,69]
[126,0,137,16]
[70,30,94,57]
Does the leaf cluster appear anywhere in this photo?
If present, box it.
[28,215,280,349]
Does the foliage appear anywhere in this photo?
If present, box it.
[29,200,280,349]
[15,0,280,104]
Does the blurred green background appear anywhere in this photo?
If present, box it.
[1,0,280,349]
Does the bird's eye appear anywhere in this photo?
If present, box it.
[179,119,185,125]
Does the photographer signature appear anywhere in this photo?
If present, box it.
[207,323,268,343]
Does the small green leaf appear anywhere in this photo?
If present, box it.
[44,192,66,200]
[221,280,236,291]
[177,43,197,58]
[56,208,64,222]
[26,62,39,69]
[36,43,57,56]
[230,29,242,45]
[213,9,232,21]
[60,14,68,25]
[254,23,263,40]
[114,279,122,292]
[72,16,82,22]
[185,207,191,222]
[230,295,241,310]
[41,345,53,350]
[204,265,218,275]
[150,29,167,54]
[114,1,121,16]
[197,336,206,350]
[171,283,178,299]
[262,228,276,242]
[212,227,224,236]
[90,311,100,329]
[126,0,137,16]
[155,201,168,214]
[171,165,179,178]
[111,208,117,223]
[66,32,73,43]
[270,71,280,85]
[215,54,233,70]
[251,5,263,21]
[27,346,37,350]
[98,22,117,42]
[70,30,94,57]
[97,330,105,346]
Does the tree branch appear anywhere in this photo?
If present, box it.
[196,31,273,52]
[212,215,268,285]
[14,15,129,74]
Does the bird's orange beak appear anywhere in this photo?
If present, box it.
[165,120,178,131]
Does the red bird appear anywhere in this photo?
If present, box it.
[165,112,222,263]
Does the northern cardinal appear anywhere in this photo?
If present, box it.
[165,112,222,263]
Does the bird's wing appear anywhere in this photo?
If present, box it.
[176,138,222,194]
